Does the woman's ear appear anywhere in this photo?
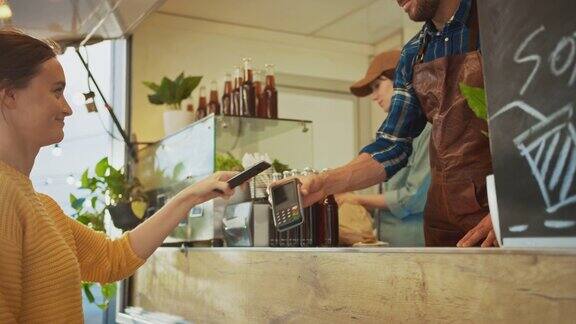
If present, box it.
[0,86,17,111]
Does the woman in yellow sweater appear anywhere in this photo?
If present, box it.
[0,29,237,323]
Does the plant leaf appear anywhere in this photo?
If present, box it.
[158,77,174,104]
[95,157,109,178]
[82,283,95,303]
[142,81,160,92]
[80,169,90,188]
[91,196,98,209]
[101,282,117,299]
[181,76,202,101]
[76,214,91,226]
[459,83,487,121]
[72,197,86,211]
[174,73,184,94]
[148,94,165,105]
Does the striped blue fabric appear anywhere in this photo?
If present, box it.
[361,0,476,178]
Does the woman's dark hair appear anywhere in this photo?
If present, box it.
[0,28,60,90]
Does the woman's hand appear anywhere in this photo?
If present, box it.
[179,171,238,206]
[128,171,238,259]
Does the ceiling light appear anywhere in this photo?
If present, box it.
[0,1,12,20]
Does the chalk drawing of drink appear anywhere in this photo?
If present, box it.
[491,101,576,232]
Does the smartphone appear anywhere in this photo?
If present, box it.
[270,178,304,232]
[214,160,271,193]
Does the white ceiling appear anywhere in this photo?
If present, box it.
[157,0,404,45]
[3,0,164,44]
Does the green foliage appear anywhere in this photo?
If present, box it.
[71,157,145,310]
[272,159,291,173]
[215,152,244,171]
[143,72,202,110]
[459,83,489,137]
[459,83,488,121]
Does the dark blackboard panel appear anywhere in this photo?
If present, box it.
[478,0,576,244]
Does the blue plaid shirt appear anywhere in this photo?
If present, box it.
[361,0,476,178]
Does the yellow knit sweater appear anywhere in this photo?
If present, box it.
[0,161,145,323]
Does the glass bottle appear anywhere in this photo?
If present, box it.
[232,66,243,116]
[300,168,313,247]
[241,58,256,117]
[208,80,221,115]
[316,169,339,247]
[195,86,207,120]
[261,64,278,119]
[221,73,233,116]
[254,69,264,118]
[287,169,301,247]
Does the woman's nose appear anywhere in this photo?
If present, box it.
[63,99,73,116]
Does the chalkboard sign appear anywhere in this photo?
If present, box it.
[478,0,576,246]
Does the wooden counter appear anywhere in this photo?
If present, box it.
[129,247,576,323]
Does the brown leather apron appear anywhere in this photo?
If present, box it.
[412,2,493,246]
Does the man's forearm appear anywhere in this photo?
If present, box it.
[321,153,387,196]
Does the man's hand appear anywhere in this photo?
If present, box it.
[267,174,326,207]
[457,214,499,248]
[299,174,327,207]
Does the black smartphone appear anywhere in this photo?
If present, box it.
[270,178,304,232]
[214,160,271,193]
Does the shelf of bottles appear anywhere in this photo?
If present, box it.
[189,58,278,122]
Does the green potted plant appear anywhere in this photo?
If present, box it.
[143,72,202,136]
[69,157,146,310]
[72,157,148,232]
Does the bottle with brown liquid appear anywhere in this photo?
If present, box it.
[241,58,257,117]
[221,73,233,116]
[196,86,208,120]
[208,80,221,115]
[232,66,243,116]
[299,168,313,247]
[278,170,292,247]
[261,64,278,119]
[254,69,264,117]
[316,169,339,247]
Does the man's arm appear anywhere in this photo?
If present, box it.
[299,154,386,207]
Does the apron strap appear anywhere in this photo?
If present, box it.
[467,0,479,52]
